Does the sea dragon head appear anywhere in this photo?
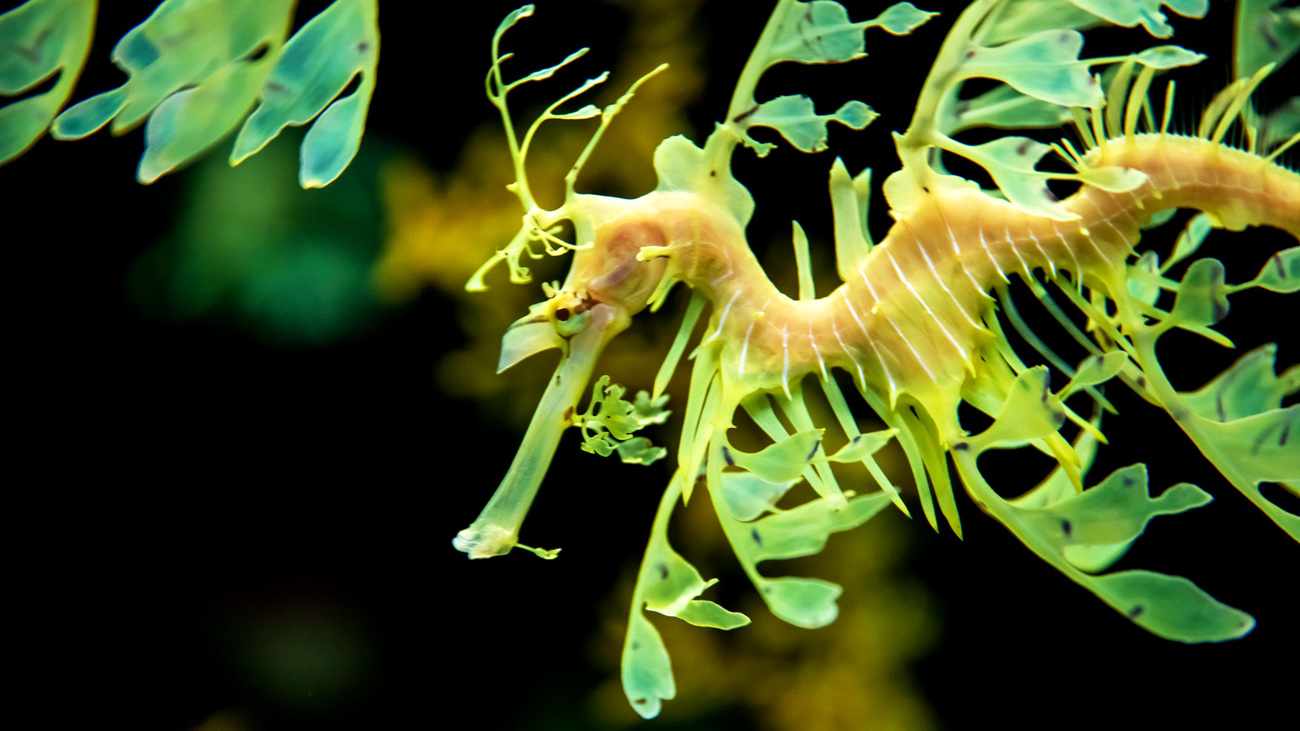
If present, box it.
[453,196,675,559]
[453,6,673,559]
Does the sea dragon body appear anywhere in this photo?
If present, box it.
[455,0,1299,718]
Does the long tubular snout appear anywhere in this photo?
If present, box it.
[453,303,628,558]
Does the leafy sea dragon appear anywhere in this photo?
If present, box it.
[454,0,1298,718]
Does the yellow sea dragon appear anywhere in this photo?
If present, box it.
[453,0,1298,718]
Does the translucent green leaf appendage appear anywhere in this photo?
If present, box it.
[230,0,379,187]
[577,376,671,464]
[0,0,94,165]
[954,370,1255,643]
[31,0,378,186]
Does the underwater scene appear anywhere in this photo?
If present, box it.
[5,1,1296,729]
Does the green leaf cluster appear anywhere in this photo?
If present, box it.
[0,0,379,186]
[577,375,671,465]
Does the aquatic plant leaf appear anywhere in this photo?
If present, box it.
[622,614,675,719]
[743,94,877,156]
[1090,569,1254,642]
[1073,0,1209,39]
[0,0,94,165]
[754,576,842,628]
[49,0,376,186]
[962,29,1103,108]
[233,0,380,187]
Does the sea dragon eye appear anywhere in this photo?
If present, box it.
[547,290,593,337]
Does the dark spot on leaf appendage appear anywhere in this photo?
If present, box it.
[964,50,976,60]
[955,101,971,118]
[1128,605,1145,619]
[555,307,571,321]
[265,81,287,95]
[1016,139,1033,156]
[243,43,270,63]
[763,586,773,595]
[1061,519,1072,537]
[1212,300,1228,324]
[807,440,821,462]
[634,698,647,705]
[14,26,53,65]
[1216,392,1227,422]
[658,562,669,580]
[357,41,370,53]
[953,442,970,451]
[722,445,735,466]
[710,170,717,177]
[1136,375,1147,389]
[922,186,931,194]
[751,528,763,546]
[563,406,574,420]
[1280,420,1290,447]
[733,105,760,124]
[1122,474,1136,488]
[1261,20,1279,52]
[1272,253,1286,277]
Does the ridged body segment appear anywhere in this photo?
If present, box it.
[645,134,1300,424]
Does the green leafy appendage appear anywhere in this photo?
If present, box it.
[0,0,379,187]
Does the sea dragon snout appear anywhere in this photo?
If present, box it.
[454,206,672,559]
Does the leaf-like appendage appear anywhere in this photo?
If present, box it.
[48,0,377,186]
[725,429,823,483]
[577,375,670,465]
[233,0,380,187]
[963,29,1103,109]
[1170,257,1230,327]
[971,367,1067,450]
[1183,344,1299,423]
[1074,0,1209,39]
[623,504,749,719]
[742,95,877,156]
[1250,247,1300,293]
[621,613,675,720]
[1235,0,1300,79]
[0,0,94,165]
[762,0,935,67]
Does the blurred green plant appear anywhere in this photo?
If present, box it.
[0,0,378,186]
